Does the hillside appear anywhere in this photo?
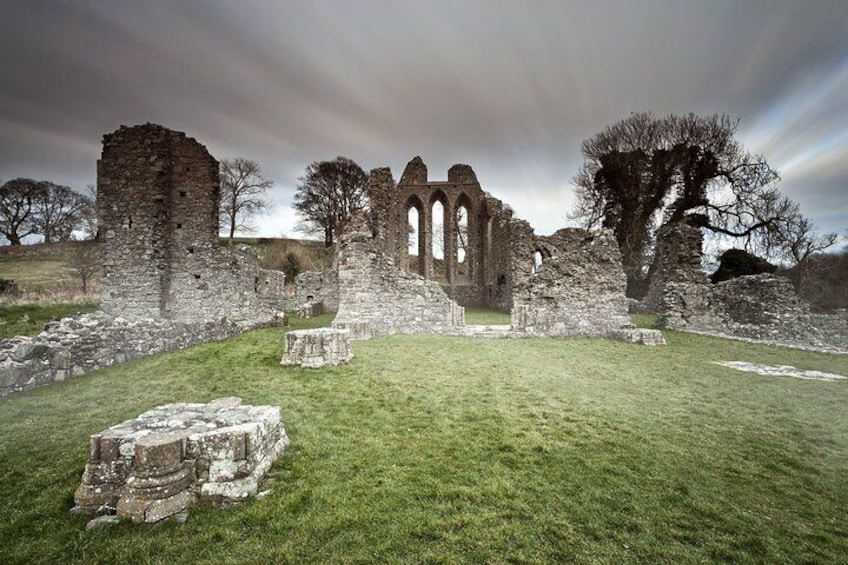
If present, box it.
[0,238,332,298]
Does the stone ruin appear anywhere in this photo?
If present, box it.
[331,157,640,341]
[281,328,353,368]
[72,397,288,524]
[1,124,290,398]
[98,123,286,321]
[642,218,847,352]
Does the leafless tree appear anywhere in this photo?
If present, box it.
[68,241,99,294]
[219,158,274,244]
[30,181,92,243]
[0,178,39,245]
[571,112,789,294]
[77,183,99,240]
[293,156,368,246]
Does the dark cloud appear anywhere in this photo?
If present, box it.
[1,0,846,237]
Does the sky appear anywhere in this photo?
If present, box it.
[1,0,847,241]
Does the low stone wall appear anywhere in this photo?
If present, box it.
[267,269,339,314]
[72,397,288,523]
[0,312,286,398]
[511,228,631,336]
[663,274,847,352]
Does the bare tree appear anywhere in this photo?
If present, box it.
[0,178,40,245]
[571,112,787,294]
[78,183,99,240]
[219,157,273,244]
[68,241,99,294]
[759,206,838,293]
[293,156,368,246]
[29,182,92,243]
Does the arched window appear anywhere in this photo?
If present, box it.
[532,250,543,274]
[406,197,424,276]
[456,203,470,279]
[431,200,445,279]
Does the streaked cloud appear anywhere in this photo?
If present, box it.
[0,0,846,237]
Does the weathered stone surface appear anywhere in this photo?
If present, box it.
[607,328,667,346]
[98,123,287,322]
[332,210,465,336]
[72,397,289,524]
[331,320,373,340]
[281,329,353,368]
[511,227,632,336]
[372,158,516,311]
[0,313,285,398]
[643,219,848,352]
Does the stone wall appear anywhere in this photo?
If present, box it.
[98,123,286,322]
[374,157,516,310]
[645,219,847,352]
[641,219,708,317]
[0,312,284,398]
[333,207,464,336]
[510,227,632,336]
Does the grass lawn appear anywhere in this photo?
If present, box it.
[0,300,100,339]
[0,314,846,564]
[464,306,511,325]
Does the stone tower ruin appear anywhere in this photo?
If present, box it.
[98,123,284,321]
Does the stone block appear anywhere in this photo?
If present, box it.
[281,329,353,368]
[607,328,667,346]
[72,397,289,524]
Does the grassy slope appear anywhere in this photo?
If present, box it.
[0,301,99,339]
[0,314,846,564]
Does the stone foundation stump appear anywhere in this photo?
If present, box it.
[607,328,667,346]
[72,397,289,524]
[281,328,353,368]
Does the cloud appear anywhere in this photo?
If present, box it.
[1,0,846,236]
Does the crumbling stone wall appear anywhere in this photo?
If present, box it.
[375,157,516,310]
[98,123,285,321]
[270,269,339,314]
[646,220,847,352]
[510,227,632,336]
[0,313,283,398]
[360,159,632,337]
[641,219,709,318]
[333,206,464,336]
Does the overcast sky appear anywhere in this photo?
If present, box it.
[1,0,847,240]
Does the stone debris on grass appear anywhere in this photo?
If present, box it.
[715,361,847,381]
[72,397,289,524]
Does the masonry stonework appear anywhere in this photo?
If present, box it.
[72,397,288,523]
[353,158,633,338]
[646,219,848,352]
[332,207,465,336]
[511,227,632,336]
[98,123,286,322]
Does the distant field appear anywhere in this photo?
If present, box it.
[0,242,84,293]
[0,238,330,296]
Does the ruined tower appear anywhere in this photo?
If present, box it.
[98,123,283,321]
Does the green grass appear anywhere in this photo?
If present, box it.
[1,315,846,564]
[464,306,511,325]
[0,300,100,338]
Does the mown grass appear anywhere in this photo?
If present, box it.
[0,300,100,338]
[0,315,846,564]
[464,306,511,325]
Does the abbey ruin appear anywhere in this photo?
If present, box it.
[3,121,846,400]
